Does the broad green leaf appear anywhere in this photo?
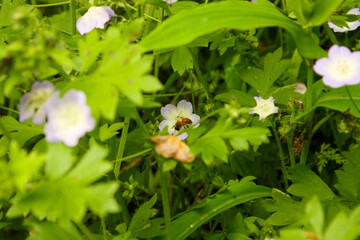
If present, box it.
[306,196,323,237]
[287,164,335,201]
[263,189,303,226]
[66,143,112,185]
[27,221,83,240]
[141,1,326,59]
[278,229,308,240]
[0,0,26,28]
[128,194,158,237]
[169,180,271,240]
[7,144,119,222]
[324,207,360,240]
[45,144,74,180]
[313,85,360,118]
[0,116,43,147]
[305,0,344,27]
[335,148,360,200]
[171,46,193,76]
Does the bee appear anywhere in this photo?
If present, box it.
[173,117,192,131]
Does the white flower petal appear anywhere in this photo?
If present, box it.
[190,114,200,125]
[177,132,188,140]
[161,104,177,119]
[18,81,55,125]
[44,90,95,147]
[76,6,117,35]
[328,8,360,32]
[249,96,278,121]
[159,120,168,131]
[177,100,193,117]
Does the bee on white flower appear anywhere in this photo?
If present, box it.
[313,45,360,88]
[328,8,360,33]
[44,90,95,147]
[250,96,278,121]
[18,81,55,125]
[76,6,117,35]
[159,100,200,140]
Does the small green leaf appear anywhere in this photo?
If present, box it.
[99,122,125,142]
[171,47,193,76]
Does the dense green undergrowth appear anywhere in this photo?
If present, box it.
[1,0,360,239]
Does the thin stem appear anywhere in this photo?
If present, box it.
[114,116,131,225]
[77,222,94,240]
[271,119,288,189]
[143,5,156,36]
[310,113,334,138]
[122,0,134,19]
[159,159,171,239]
[345,86,360,115]
[287,137,295,166]
[191,51,211,98]
[189,72,196,113]
[114,116,131,179]
[324,24,339,45]
[101,218,107,240]
[144,89,202,98]
[112,148,152,162]
[70,0,76,35]
[0,119,12,142]
[0,106,19,114]
[124,3,160,22]
[31,1,70,7]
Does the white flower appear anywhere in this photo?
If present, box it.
[76,6,117,35]
[164,0,177,5]
[44,90,95,147]
[313,45,360,88]
[159,100,200,140]
[328,8,360,32]
[293,82,307,94]
[18,81,55,125]
[250,96,278,121]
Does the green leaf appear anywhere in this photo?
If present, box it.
[27,221,83,240]
[171,47,193,76]
[0,0,26,28]
[128,194,158,237]
[335,148,360,200]
[169,180,271,240]
[306,196,324,237]
[7,144,119,222]
[313,85,360,118]
[0,116,43,147]
[141,1,326,59]
[287,164,335,201]
[325,207,360,240]
[45,144,74,180]
[66,143,112,185]
[305,0,344,27]
[99,122,125,142]
[263,189,303,226]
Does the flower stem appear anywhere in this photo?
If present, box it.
[113,148,152,162]
[77,222,94,240]
[115,116,130,179]
[158,157,171,239]
[287,137,295,166]
[324,24,339,45]
[31,1,70,7]
[114,116,131,225]
[0,106,19,114]
[101,218,107,240]
[271,119,288,189]
[191,51,211,98]
[122,0,134,19]
[345,86,360,116]
[70,0,76,35]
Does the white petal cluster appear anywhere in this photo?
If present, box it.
[44,90,95,147]
[159,100,200,140]
[76,6,117,35]
[313,45,360,88]
[164,0,177,4]
[18,81,55,125]
[18,82,95,147]
[328,8,360,33]
[250,96,278,121]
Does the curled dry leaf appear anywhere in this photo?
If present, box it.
[151,135,195,163]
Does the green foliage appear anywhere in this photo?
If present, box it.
[6,143,119,222]
[141,1,327,58]
[315,143,345,173]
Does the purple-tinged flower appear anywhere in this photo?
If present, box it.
[159,100,200,140]
[18,81,55,125]
[44,90,95,147]
[313,45,360,88]
[328,8,360,33]
[76,6,117,35]
[250,96,278,121]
